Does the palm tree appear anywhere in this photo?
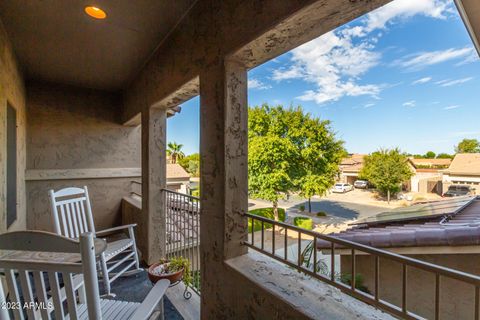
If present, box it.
[167,142,185,164]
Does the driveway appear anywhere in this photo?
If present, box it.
[249,193,387,225]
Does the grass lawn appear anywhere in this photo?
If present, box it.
[293,216,313,230]
[248,207,286,232]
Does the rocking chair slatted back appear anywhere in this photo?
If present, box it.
[0,231,103,320]
[49,186,96,238]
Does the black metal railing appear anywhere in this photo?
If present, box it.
[164,189,201,294]
[245,212,480,320]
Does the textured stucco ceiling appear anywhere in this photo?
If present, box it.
[0,0,196,91]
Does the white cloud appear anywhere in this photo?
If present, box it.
[436,77,473,87]
[412,77,432,85]
[272,0,451,104]
[393,47,476,71]
[248,78,271,90]
[443,105,460,110]
[403,100,416,107]
[363,0,451,33]
[364,103,375,108]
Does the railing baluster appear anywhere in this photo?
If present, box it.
[261,221,264,250]
[331,242,335,282]
[251,217,255,245]
[475,286,479,320]
[272,224,276,255]
[162,189,201,294]
[297,232,302,267]
[402,264,407,314]
[284,229,288,260]
[435,273,440,320]
[351,249,356,290]
[375,256,379,302]
[313,236,317,274]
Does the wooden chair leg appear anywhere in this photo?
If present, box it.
[100,253,112,297]
[128,227,141,270]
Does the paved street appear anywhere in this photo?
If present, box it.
[249,190,390,228]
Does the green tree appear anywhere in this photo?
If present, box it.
[455,139,480,153]
[360,148,413,203]
[249,135,298,220]
[248,104,345,218]
[296,116,345,212]
[436,153,453,159]
[167,142,185,164]
[424,151,436,159]
[178,153,200,176]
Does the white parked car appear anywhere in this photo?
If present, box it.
[332,183,354,193]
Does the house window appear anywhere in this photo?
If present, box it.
[6,103,17,228]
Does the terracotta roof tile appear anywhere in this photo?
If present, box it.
[316,197,480,249]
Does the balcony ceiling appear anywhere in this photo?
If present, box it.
[0,0,196,91]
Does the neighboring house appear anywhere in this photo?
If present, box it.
[316,196,480,319]
[167,163,191,194]
[338,154,366,184]
[443,153,480,194]
[407,158,451,194]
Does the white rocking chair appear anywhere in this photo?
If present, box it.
[49,186,141,297]
[0,231,169,320]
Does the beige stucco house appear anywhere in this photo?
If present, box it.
[407,158,451,194]
[338,154,366,184]
[166,163,191,193]
[443,153,480,194]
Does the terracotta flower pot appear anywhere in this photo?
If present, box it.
[147,262,184,284]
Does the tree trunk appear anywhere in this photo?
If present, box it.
[273,201,279,221]
[308,197,312,213]
[387,190,391,204]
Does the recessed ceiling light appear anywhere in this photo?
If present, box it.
[85,6,107,19]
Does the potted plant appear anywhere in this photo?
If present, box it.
[147,257,191,287]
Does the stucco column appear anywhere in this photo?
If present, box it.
[199,58,248,317]
[141,107,167,264]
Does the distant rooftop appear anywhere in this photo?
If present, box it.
[409,158,452,168]
[445,153,480,176]
[340,154,366,173]
[167,163,190,180]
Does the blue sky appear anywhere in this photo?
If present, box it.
[168,0,479,155]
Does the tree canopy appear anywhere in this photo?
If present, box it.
[178,153,200,177]
[360,148,413,203]
[455,139,480,154]
[424,151,436,159]
[436,153,454,159]
[248,104,345,217]
[167,142,185,164]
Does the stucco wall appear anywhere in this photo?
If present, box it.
[341,254,480,319]
[0,19,26,232]
[25,81,141,231]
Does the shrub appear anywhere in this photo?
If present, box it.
[248,207,286,232]
[299,205,305,212]
[340,273,370,294]
[293,217,313,230]
[191,188,200,197]
[316,211,327,217]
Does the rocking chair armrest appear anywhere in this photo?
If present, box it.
[129,279,170,320]
[95,224,137,237]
